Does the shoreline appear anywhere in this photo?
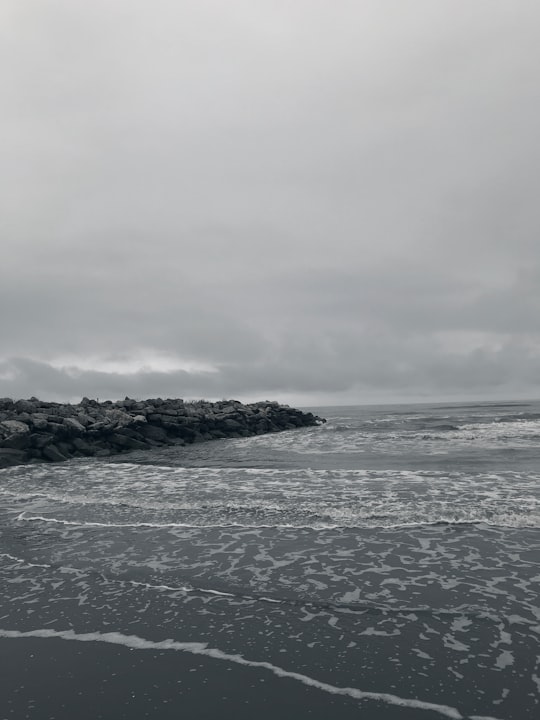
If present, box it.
[0,397,325,469]
[0,634,413,720]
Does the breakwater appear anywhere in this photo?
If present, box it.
[0,397,325,468]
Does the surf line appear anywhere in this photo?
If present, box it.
[15,513,324,530]
[0,628,497,720]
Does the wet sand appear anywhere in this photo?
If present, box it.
[1,637,450,720]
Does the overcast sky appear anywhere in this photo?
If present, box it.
[1,0,540,406]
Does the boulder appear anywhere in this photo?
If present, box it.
[103,409,135,429]
[72,437,97,455]
[30,433,55,449]
[221,418,244,432]
[0,448,26,466]
[0,419,30,435]
[114,428,146,442]
[57,442,74,457]
[63,417,86,433]
[137,424,170,443]
[42,444,68,462]
[14,399,38,413]
[1,432,31,450]
[0,448,25,460]
[30,414,49,430]
[108,433,149,451]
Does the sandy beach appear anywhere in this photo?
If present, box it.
[1,636,428,720]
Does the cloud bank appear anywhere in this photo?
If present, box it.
[2,1,540,404]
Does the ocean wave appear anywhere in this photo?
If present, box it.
[16,512,325,530]
[435,403,528,410]
[493,412,540,423]
[15,511,540,531]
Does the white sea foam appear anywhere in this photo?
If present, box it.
[494,650,514,670]
[128,579,235,598]
[0,552,51,569]
[128,579,284,604]
[16,512,319,530]
[16,512,196,529]
[5,462,538,531]
[0,627,479,719]
[16,510,539,531]
[243,413,540,455]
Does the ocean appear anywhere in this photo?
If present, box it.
[1,401,539,719]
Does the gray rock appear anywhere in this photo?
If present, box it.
[31,414,49,430]
[14,400,37,413]
[0,419,30,435]
[108,433,149,451]
[159,408,178,417]
[114,428,145,441]
[63,417,86,433]
[86,421,108,432]
[1,432,31,450]
[42,444,68,462]
[221,418,244,431]
[137,424,170,443]
[103,409,136,429]
[72,437,96,455]
[45,421,64,435]
[0,447,26,460]
[30,433,55,449]
[56,442,74,457]
[0,448,26,467]
[16,412,33,423]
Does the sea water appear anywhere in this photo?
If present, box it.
[1,401,539,718]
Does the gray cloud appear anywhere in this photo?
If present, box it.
[3,330,540,406]
[1,1,540,404]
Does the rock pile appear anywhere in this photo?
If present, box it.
[0,397,325,468]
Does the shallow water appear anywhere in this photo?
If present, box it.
[1,401,539,718]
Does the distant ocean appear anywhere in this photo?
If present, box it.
[1,401,539,719]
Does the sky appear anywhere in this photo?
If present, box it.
[1,0,540,406]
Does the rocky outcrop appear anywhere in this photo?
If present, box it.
[0,397,325,468]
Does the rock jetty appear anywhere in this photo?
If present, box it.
[0,397,325,468]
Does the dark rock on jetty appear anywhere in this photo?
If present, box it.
[0,397,325,468]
